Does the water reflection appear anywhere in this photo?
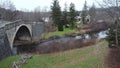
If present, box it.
[98,31,107,38]
[75,30,107,39]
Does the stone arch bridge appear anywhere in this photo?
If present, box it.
[0,20,45,60]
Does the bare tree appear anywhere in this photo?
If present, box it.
[41,6,49,22]
[0,0,18,21]
[0,0,16,10]
[34,6,42,22]
[96,0,120,46]
[96,0,120,18]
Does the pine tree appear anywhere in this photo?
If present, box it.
[81,0,88,39]
[88,3,97,39]
[63,3,69,28]
[107,19,120,47]
[51,0,63,31]
[81,0,88,24]
[107,22,116,47]
[69,3,77,29]
[89,3,96,23]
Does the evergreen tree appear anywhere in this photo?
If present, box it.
[107,19,120,47]
[88,3,98,39]
[63,3,69,28]
[81,0,88,39]
[81,0,88,24]
[107,22,116,47]
[89,3,96,23]
[69,3,77,29]
[51,0,63,31]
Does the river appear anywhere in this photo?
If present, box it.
[12,30,107,54]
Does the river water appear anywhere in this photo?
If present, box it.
[75,30,107,39]
[12,31,107,54]
[38,30,107,47]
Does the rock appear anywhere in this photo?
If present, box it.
[12,62,19,68]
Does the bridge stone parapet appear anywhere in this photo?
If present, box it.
[5,20,24,30]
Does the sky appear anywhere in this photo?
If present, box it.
[10,0,98,11]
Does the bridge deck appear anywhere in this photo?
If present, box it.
[0,21,12,28]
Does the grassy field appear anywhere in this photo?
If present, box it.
[41,28,76,39]
[0,40,109,68]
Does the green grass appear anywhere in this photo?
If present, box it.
[0,56,20,68]
[0,41,108,68]
[41,28,76,39]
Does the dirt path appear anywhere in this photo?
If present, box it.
[52,40,120,68]
[94,41,120,68]
[55,40,107,68]
[93,40,101,54]
[94,40,108,68]
[97,41,120,68]
[107,47,120,68]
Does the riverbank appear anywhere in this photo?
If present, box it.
[0,40,109,68]
[35,38,102,54]
[41,28,77,39]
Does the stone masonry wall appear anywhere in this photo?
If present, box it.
[0,33,12,60]
[32,22,45,41]
[0,21,45,60]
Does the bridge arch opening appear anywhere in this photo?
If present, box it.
[12,25,33,54]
